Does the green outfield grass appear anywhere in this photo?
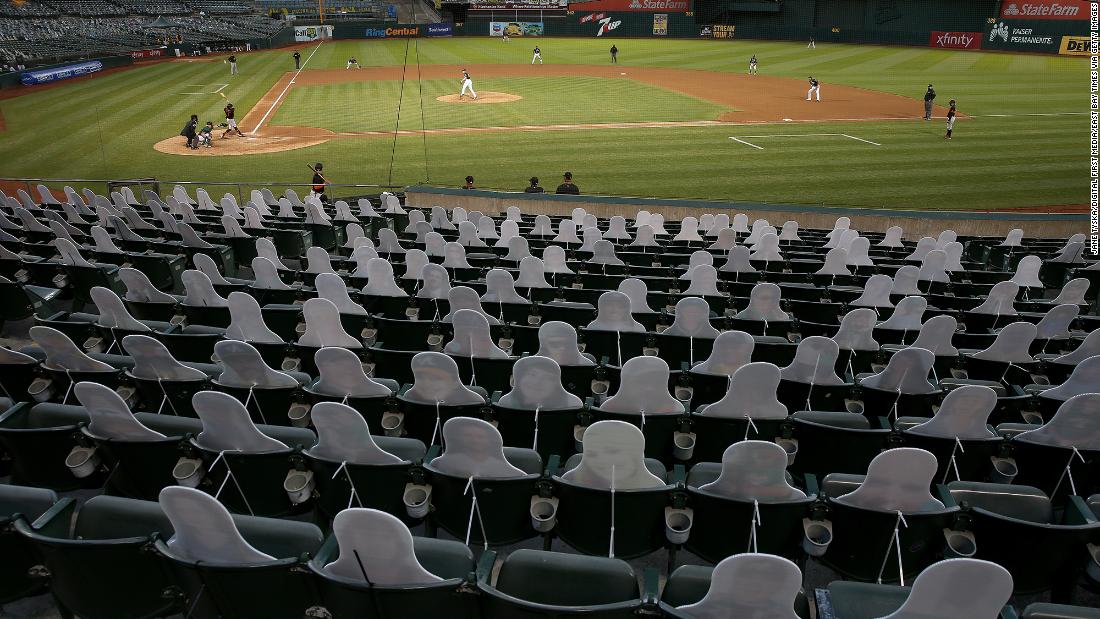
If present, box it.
[0,37,1087,209]
[270,76,731,132]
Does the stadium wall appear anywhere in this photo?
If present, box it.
[404,185,1089,238]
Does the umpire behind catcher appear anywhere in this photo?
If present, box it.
[923,84,936,121]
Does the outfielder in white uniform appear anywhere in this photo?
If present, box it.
[532,46,543,64]
[459,69,477,100]
[806,77,821,101]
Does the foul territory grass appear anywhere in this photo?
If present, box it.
[0,37,1087,209]
[270,77,731,132]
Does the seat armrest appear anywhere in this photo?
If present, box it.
[30,497,76,538]
[476,550,497,584]
[641,567,659,605]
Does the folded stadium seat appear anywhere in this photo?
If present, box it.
[212,340,310,427]
[27,325,126,403]
[820,448,959,582]
[95,219,186,292]
[690,362,788,462]
[1038,330,1100,385]
[1000,394,1100,504]
[960,321,1038,384]
[490,355,583,460]
[304,345,402,425]
[552,421,674,558]
[246,254,304,306]
[822,558,1014,619]
[118,266,181,322]
[0,274,61,329]
[52,237,124,312]
[422,417,542,546]
[178,269,231,327]
[0,347,40,403]
[831,309,882,377]
[11,206,59,246]
[193,251,249,298]
[175,222,238,279]
[152,486,324,619]
[661,553,812,618]
[945,480,1100,598]
[0,244,60,288]
[963,281,1021,333]
[879,314,960,383]
[308,508,478,619]
[120,334,215,417]
[579,292,649,365]
[895,385,1004,484]
[300,401,424,523]
[591,356,687,461]
[1019,277,1092,315]
[874,296,928,345]
[0,484,68,607]
[477,548,650,619]
[183,390,316,517]
[298,246,339,288]
[854,347,942,420]
[396,352,489,446]
[729,283,795,337]
[777,336,853,413]
[685,442,819,565]
[1022,603,1100,619]
[1024,303,1082,356]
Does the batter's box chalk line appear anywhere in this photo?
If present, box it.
[728,133,882,150]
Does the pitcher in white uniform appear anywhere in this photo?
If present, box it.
[460,68,477,100]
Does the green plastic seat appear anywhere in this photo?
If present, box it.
[0,402,107,490]
[787,410,892,479]
[477,549,648,618]
[1022,603,1100,619]
[0,485,68,605]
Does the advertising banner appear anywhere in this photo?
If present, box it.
[426,22,454,36]
[652,13,667,35]
[469,0,565,9]
[294,25,333,41]
[983,19,1068,52]
[1059,34,1096,54]
[489,21,545,36]
[579,12,605,22]
[1000,0,1090,21]
[928,31,983,50]
[698,24,735,39]
[130,48,166,60]
[20,60,103,85]
[569,0,691,13]
[364,24,424,38]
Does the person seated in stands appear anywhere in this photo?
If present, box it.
[524,176,544,193]
[555,171,580,195]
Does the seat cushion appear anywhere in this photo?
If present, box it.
[494,549,638,607]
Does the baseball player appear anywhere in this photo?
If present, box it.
[221,102,244,138]
[197,121,214,148]
[346,57,361,69]
[532,45,543,64]
[923,84,936,120]
[945,100,957,140]
[227,54,237,75]
[806,76,820,101]
[748,54,758,75]
[610,45,618,63]
[311,163,329,202]
[459,68,477,100]
[807,37,816,49]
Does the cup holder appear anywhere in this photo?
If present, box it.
[642,346,659,357]
[672,431,696,461]
[775,438,799,467]
[844,399,865,415]
[284,469,315,505]
[295,322,307,335]
[27,378,54,403]
[802,519,833,557]
[674,386,693,403]
[530,497,559,533]
[403,483,432,519]
[990,457,1018,484]
[65,445,100,478]
[287,403,312,428]
[573,425,588,452]
[381,412,405,436]
[590,380,610,396]
[665,507,694,545]
[943,529,977,558]
[280,357,302,372]
[426,334,444,351]
[172,457,206,488]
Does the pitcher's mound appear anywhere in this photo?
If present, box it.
[437,91,522,104]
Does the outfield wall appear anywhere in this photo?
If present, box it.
[405,185,1089,238]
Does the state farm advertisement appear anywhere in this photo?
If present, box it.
[569,0,690,13]
[928,31,982,50]
[999,0,1091,20]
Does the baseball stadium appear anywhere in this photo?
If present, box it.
[0,0,1098,617]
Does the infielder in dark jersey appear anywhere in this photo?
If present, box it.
[945,100,957,139]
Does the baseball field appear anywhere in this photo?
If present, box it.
[0,37,1087,210]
